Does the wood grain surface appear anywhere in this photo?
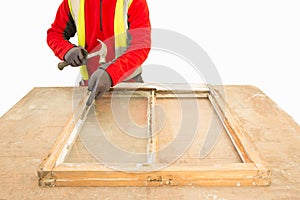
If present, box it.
[1,86,299,199]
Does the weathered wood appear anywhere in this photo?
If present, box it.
[38,90,89,186]
[49,163,259,187]
[38,84,271,187]
[209,86,270,172]
[147,89,159,164]
[1,85,299,199]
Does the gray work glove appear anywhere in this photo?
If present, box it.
[64,47,86,67]
[86,65,112,106]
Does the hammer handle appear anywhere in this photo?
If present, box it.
[58,61,70,70]
[57,49,88,71]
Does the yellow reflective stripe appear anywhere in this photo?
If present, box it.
[68,0,89,80]
[114,0,133,57]
[114,0,142,81]
[77,0,85,47]
[78,0,89,80]
[114,0,127,49]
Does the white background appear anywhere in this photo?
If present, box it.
[0,0,299,124]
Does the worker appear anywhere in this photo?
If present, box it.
[47,0,151,100]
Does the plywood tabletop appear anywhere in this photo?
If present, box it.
[0,85,299,199]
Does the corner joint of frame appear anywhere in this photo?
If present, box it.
[38,171,56,187]
[253,166,271,186]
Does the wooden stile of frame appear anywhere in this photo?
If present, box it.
[38,83,271,187]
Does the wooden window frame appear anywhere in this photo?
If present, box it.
[38,83,271,187]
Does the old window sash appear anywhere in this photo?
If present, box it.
[38,83,271,187]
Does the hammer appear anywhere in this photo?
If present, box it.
[57,39,107,70]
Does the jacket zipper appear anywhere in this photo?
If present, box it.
[100,0,103,31]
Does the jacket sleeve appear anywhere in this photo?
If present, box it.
[106,0,151,86]
[47,0,77,61]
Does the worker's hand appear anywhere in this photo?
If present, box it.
[86,67,112,106]
[64,47,86,67]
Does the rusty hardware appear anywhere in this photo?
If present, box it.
[147,176,162,183]
[147,176,174,186]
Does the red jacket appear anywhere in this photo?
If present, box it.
[47,0,151,85]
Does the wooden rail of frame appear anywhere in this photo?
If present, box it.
[38,83,271,187]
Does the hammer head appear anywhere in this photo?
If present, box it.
[86,39,107,64]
